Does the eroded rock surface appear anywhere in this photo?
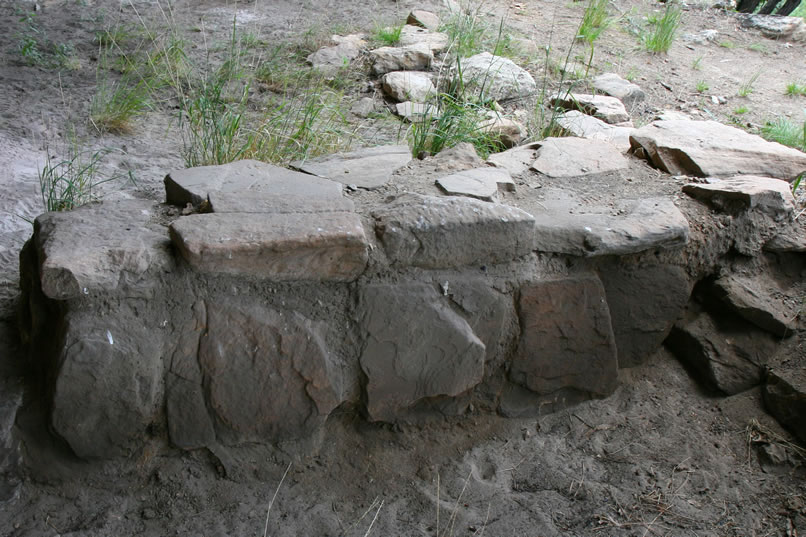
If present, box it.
[435,167,514,201]
[460,52,537,101]
[592,73,646,108]
[556,111,634,152]
[369,43,433,75]
[292,145,412,189]
[683,176,795,220]
[550,93,630,124]
[531,137,629,177]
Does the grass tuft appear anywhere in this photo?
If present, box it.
[738,70,761,98]
[641,5,681,53]
[761,116,806,152]
[577,0,613,44]
[785,81,806,97]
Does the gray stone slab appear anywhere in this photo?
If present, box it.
[710,274,798,338]
[487,142,542,176]
[398,25,449,52]
[556,111,634,152]
[165,159,344,207]
[461,52,537,101]
[592,73,646,107]
[208,192,355,214]
[683,176,794,220]
[531,137,629,177]
[550,93,630,124]
[436,167,513,201]
[170,212,369,281]
[372,193,535,268]
[292,145,413,189]
[369,43,433,75]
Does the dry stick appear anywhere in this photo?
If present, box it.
[363,499,384,537]
[445,469,473,537]
[476,503,492,537]
[436,472,440,537]
[262,462,292,537]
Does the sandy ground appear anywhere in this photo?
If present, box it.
[1,0,805,535]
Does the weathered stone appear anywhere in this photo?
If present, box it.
[487,142,542,176]
[292,145,412,190]
[764,367,806,443]
[51,310,163,459]
[351,97,378,118]
[432,142,484,172]
[395,101,432,121]
[34,200,172,300]
[592,73,646,108]
[710,274,797,337]
[166,301,215,451]
[683,176,795,220]
[407,10,441,31]
[532,194,690,256]
[461,52,537,101]
[630,120,806,180]
[655,110,691,122]
[436,167,514,201]
[667,310,776,394]
[598,263,691,368]
[369,43,433,75]
[165,159,344,207]
[764,232,806,253]
[372,193,535,268]
[199,299,344,442]
[531,137,629,177]
[208,191,355,214]
[381,71,435,103]
[511,274,618,397]
[556,111,634,152]
[359,283,486,421]
[398,25,449,52]
[480,113,526,148]
[307,42,361,73]
[682,29,720,44]
[331,34,367,47]
[170,212,369,281]
[550,93,630,124]
[740,14,806,42]
[448,280,515,364]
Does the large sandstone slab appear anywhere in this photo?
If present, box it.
[170,212,369,281]
[359,283,486,421]
[435,167,514,201]
[292,145,412,190]
[592,73,646,108]
[165,159,344,207]
[51,309,163,459]
[630,120,806,180]
[487,142,542,176]
[461,52,537,101]
[531,137,629,177]
[598,263,691,368]
[667,310,776,395]
[510,274,618,397]
[556,111,634,152]
[710,274,797,337]
[682,176,795,220]
[369,43,433,75]
[199,299,344,442]
[532,193,690,256]
[208,191,355,214]
[34,200,172,300]
[550,93,630,124]
[372,193,535,268]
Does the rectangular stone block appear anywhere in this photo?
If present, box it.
[170,212,369,281]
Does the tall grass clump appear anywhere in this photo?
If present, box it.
[738,70,761,97]
[374,21,404,46]
[761,116,806,152]
[577,0,612,44]
[641,4,681,53]
[785,81,806,97]
[90,71,151,133]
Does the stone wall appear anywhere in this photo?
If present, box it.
[17,158,805,460]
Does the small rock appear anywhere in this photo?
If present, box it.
[369,43,433,76]
[395,101,433,122]
[592,73,646,108]
[682,176,795,220]
[763,367,806,443]
[436,167,514,201]
[381,71,435,103]
[682,29,719,44]
[556,111,634,152]
[479,113,526,148]
[351,97,377,118]
[398,25,449,53]
[407,10,441,31]
[432,142,484,172]
[486,142,542,176]
[550,93,631,124]
[142,508,157,520]
[307,42,361,73]
[460,52,537,101]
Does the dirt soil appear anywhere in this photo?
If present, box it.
[1,0,806,535]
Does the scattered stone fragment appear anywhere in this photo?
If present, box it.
[764,232,806,253]
[630,120,806,180]
[169,212,369,281]
[34,200,172,300]
[683,176,795,220]
[511,273,618,397]
[407,10,441,31]
[165,159,343,207]
[532,193,690,256]
[654,110,691,121]
[359,283,486,421]
[709,274,797,338]
[436,167,514,201]
[51,309,163,459]
[198,299,344,441]
[556,111,634,152]
[461,52,537,101]
[487,142,542,176]
[682,29,719,44]
[381,71,435,103]
[307,42,361,73]
[369,43,433,75]
[667,309,776,394]
[740,14,806,42]
[332,34,366,47]
[372,193,535,268]
[550,93,630,124]
[592,73,646,108]
[399,25,449,53]
[351,97,378,118]
[395,101,432,121]
[763,367,806,443]
[480,113,526,148]
[531,137,629,177]
[598,263,691,368]
[432,142,484,172]
[292,145,412,189]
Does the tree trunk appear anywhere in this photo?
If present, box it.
[758,0,782,14]
[736,0,763,12]
[775,0,803,15]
